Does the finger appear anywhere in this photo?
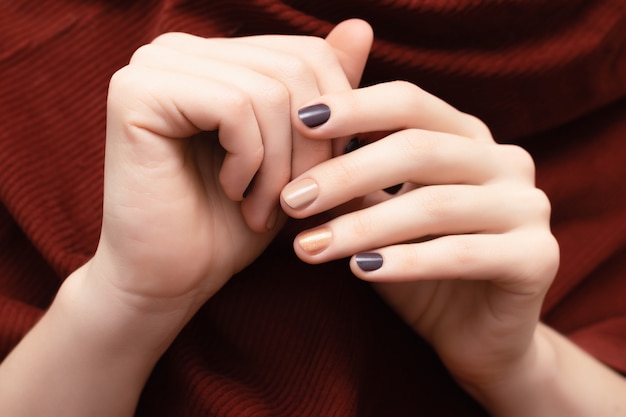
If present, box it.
[230,30,370,160]
[348,231,559,291]
[295,81,494,143]
[153,33,332,177]
[238,19,373,91]
[324,19,374,155]
[291,184,551,263]
[130,43,292,231]
[280,131,536,218]
[108,65,263,202]
[324,19,374,89]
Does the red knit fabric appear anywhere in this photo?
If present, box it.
[1,1,625,416]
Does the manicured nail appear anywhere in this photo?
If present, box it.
[282,178,319,210]
[383,184,403,195]
[297,227,332,254]
[298,103,330,128]
[343,137,363,154]
[266,207,279,230]
[355,253,383,271]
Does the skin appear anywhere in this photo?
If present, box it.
[283,81,626,416]
[0,20,373,417]
[1,18,625,417]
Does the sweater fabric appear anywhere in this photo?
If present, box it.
[1,1,626,415]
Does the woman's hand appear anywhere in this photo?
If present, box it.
[280,81,560,388]
[93,19,373,317]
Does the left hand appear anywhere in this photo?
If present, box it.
[92,20,373,318]
[280,81,560,387]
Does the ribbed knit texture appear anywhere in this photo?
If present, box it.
[1,1,626,416]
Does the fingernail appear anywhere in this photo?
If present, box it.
[355,253,383,271]
[383,184,403,195]
[297,227,332,254]
[266,207,279,230]
[282,178,319,210]
[343,137,363,154]
[298,103,330,128]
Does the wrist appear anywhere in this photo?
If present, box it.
[458,324,557,416]
[0,260,193,417]
[461,323,626,417]
[58,260,194,358]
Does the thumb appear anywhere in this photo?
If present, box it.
[325,19,374,88]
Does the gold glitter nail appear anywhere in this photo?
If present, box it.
[297,227,332,254]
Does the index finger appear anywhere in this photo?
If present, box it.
[280,131,525,219]
[295,81,494,143]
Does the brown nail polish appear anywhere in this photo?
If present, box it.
[297,227,332,254]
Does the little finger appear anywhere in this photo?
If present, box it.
[350,231,559,292]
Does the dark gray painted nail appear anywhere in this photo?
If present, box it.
[343,137,363,154]
[298,103,330,128]
[355,253,383,271]
[384,183,403,195]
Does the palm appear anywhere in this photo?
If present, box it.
[99,131,276,302]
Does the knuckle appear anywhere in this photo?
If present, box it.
[520,232,560,287]
[509,186,552,221]
[498,144,536,180]
[540,233,561,278]
[108,66,142,100]
[150,32,185,46]
[260,79,290,108]
[277,55,311,83]
[349,211,375,239]
[222,88,252,115]
[390,81,423,108]
[396,129,438,161]
[448,237,478,267]
[465,114,493,140]
[390,80,420,95]
[529,188,552,220]
[418,188,456,221]
[129,44,156,65]
[324,155,362,187]
[304,36,334,57]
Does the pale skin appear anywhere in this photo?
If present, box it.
[0,19,624,417]
[283,81,626,416]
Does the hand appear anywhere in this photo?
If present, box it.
[280,81,560,387]
[91,20,373,317]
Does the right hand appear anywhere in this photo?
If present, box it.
[90,20,373,317]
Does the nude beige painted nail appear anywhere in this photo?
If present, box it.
[297,227,332,254]
[282,178,319,210]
